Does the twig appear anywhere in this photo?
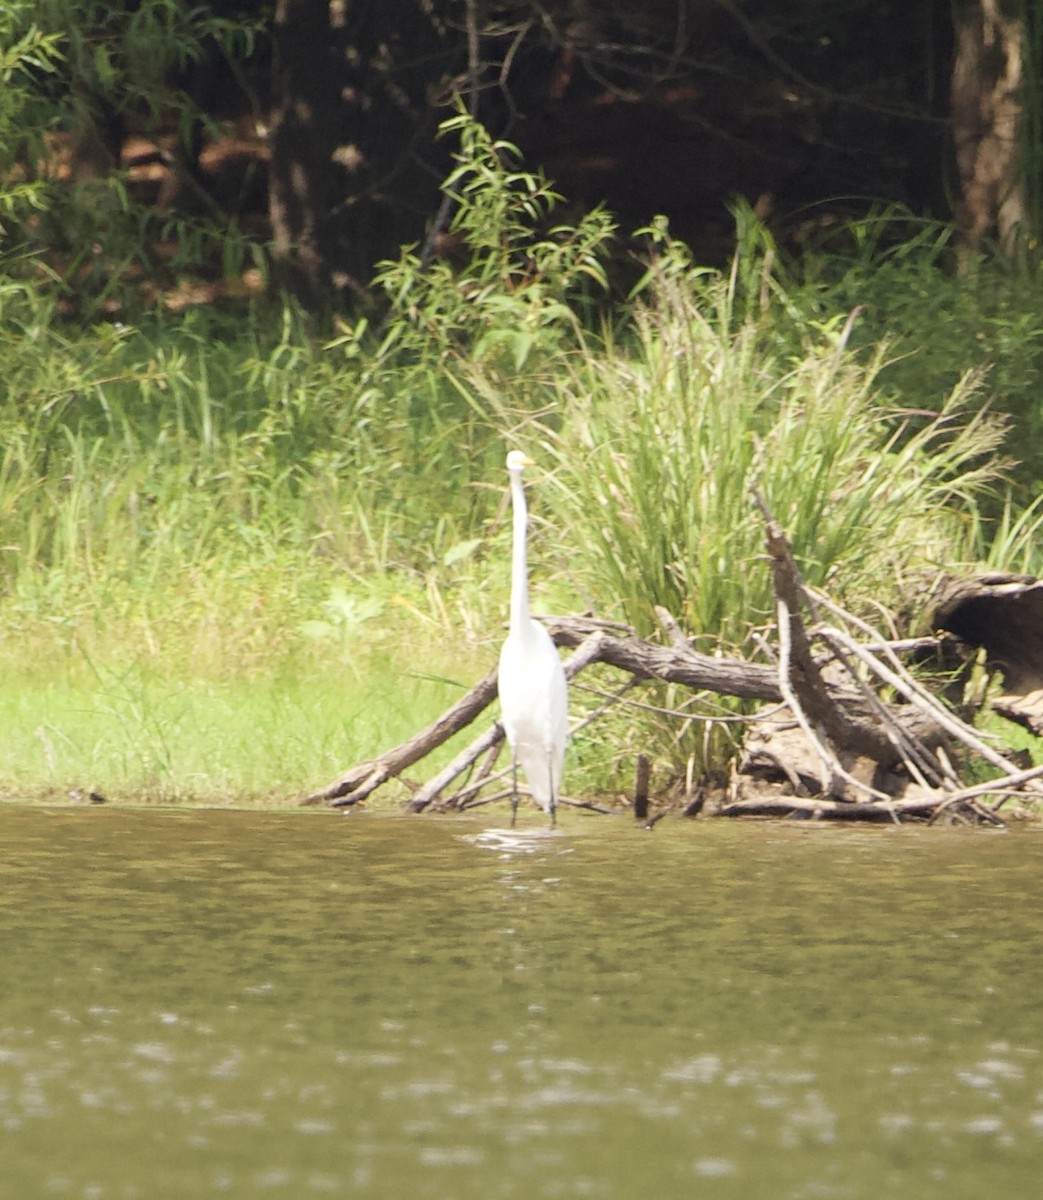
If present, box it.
[572,679,760,723]
[409,722,506,813]
[460,785,514,811]
[565,675,641,737]
[445,738,504,809]
[808,586,942,679]
[559,797,618,815]
[458,788,615,817]
[926,792,1005,827]
[929,761,1043,811]
[654,604,694,652]
[813,620,951,792]
[756,494,905,806]
[756,495,900,760]
[790,585,962,798]
[817,624,1043,792]
[776,597,896,805]
[717,793,939,820]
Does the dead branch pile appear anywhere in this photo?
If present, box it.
[303,510,1043,826]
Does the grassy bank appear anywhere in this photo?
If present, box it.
[4,126,1043,806]
[0,648,488,809]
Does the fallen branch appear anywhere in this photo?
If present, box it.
[302,669,499,805]
[546,617,783,700]
[396,631,602,812]
[401,721,504,813]
[308,609,974,817]
[775,594,892,801]
[716,790,995,823]
[308,615,792,811]
[312,630,603,811]
[735,500,1036,824]
[932,760,1043,811]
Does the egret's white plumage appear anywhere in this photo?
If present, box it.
[498,450,568,826]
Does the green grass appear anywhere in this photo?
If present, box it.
[0,569,496,806]
[0,655,477,807]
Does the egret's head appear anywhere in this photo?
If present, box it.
[506,450,535,473]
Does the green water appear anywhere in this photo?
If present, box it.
[1,807,1041,1199]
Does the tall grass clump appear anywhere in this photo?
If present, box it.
[558,227,1007,641]
[538,226,1016,779]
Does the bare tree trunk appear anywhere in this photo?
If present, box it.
[268,0,347,308]
[950,0,1027,250]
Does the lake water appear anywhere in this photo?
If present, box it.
[1,806,1042,1199]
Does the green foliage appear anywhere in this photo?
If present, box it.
[0,7,63,239]
[531,224,1018,778]
[559,334,996,644]
[30,0,261,133]
[371,111,614,371]
[789,207,1043,486]
[0,1,263,315]
[321,111,618,554]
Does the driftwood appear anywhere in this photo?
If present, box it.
[304,511,1043,826]
[933,573,1043,734]
[731,506,1043,823]
[302,617,796,810]
[302,669,499,805]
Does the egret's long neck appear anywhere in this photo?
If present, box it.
[508,469,531,631]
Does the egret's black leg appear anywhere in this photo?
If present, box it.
[548,758,556,829]
[510,753,519,828]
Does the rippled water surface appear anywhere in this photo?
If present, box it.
[1,806,1042,1198]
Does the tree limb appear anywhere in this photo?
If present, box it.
[303,669,499,805]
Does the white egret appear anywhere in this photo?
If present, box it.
[498,450,568,827]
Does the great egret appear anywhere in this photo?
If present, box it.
[498,450,568,827]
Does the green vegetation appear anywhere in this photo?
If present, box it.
[3,111,1043,806]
